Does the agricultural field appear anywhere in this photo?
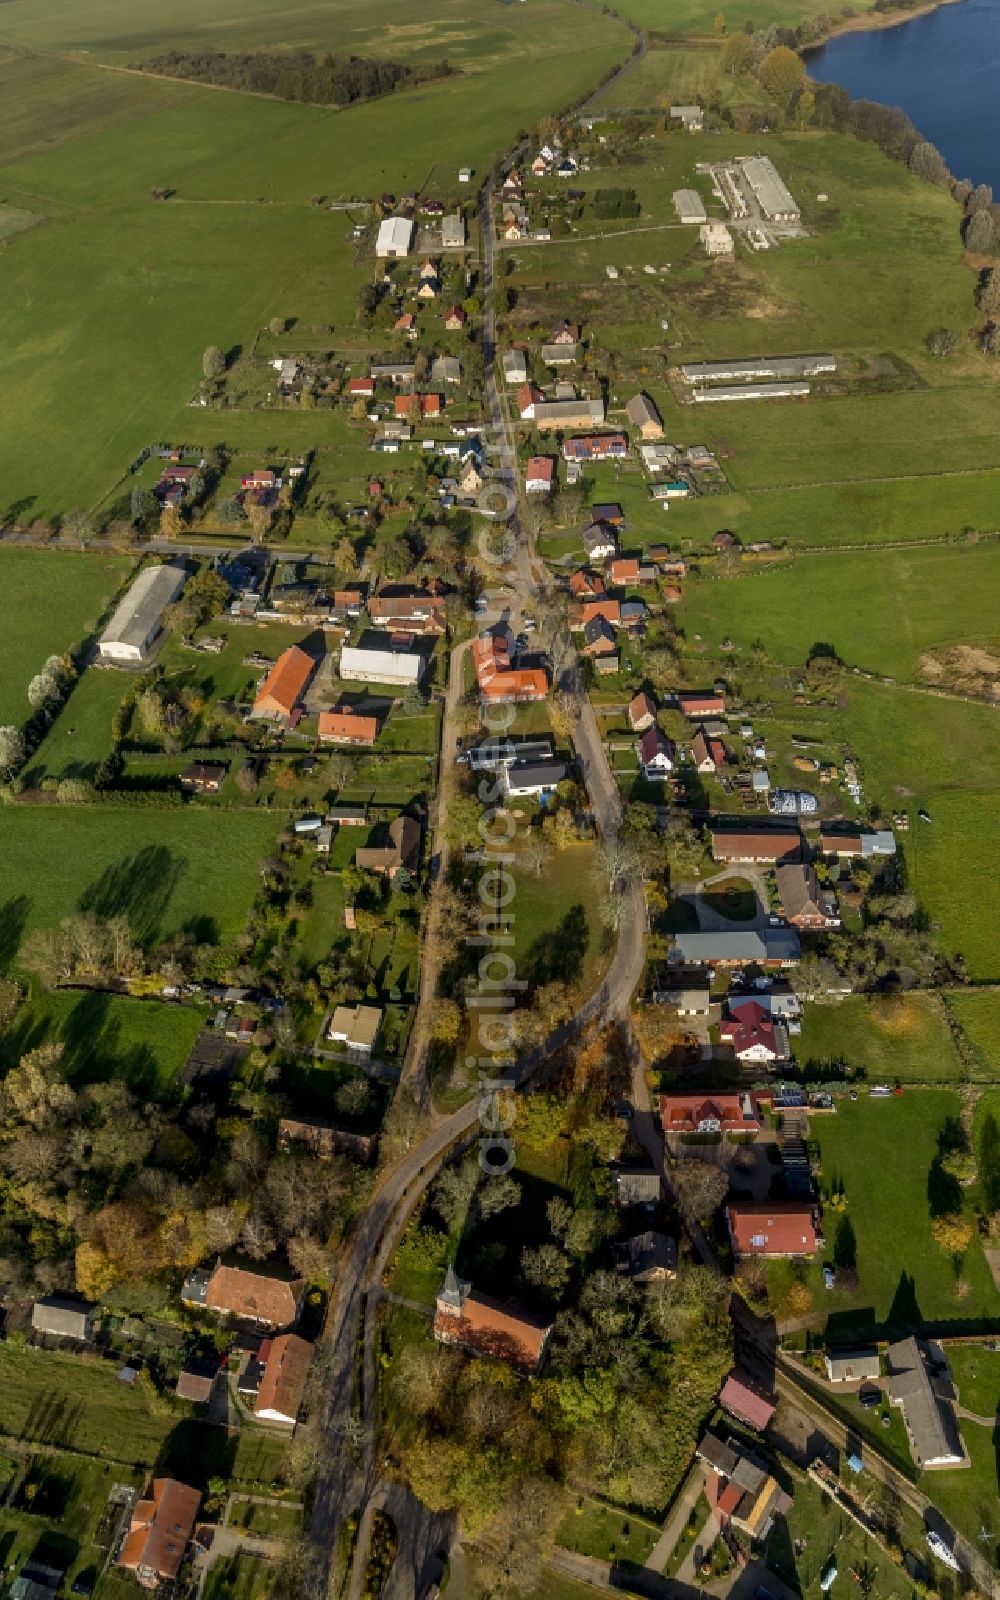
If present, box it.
[594,42,772,110]
[0,806,280,963]
[676,544,1000,683]
[809,1092,998,1333]
[0,985,205,1095]
[796,993,968,1084]
[26,666,129,784]
[948,991,1000,1078]
[0,551,130,727]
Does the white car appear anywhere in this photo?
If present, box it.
[926,1532,961,1573]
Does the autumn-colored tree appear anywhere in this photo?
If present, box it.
[931,1213,973,1256]
[758,45,805,103]
[721,31,756,74]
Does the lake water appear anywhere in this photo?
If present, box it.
[807,0,1000,192]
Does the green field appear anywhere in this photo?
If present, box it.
[797,994,969,1084]
[948,1343,1000,1420]
[27,666,128,783]
[812,1092,998,1333]
[0,806,279,962]
[0,985,204,1094]
[0,551,129,726]
[677,545,1000,683]
[948,992,1000,1078]
[594,41,771,109]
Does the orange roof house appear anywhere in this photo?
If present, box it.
[119,1479,201,1588]
[394,392,442,419]
[433,1267,553,1373]
[254,1332,314,1426]
[472,632,548,704]
[579,598,621,628]
[252,646,315,723]
[182,1259,306,1327]
[568,568,605,598]
[727,1204,821,1260]
[318,709,378,746]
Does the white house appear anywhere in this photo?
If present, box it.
[375,217,415,258]
[639,726,674,779]
[525,456,554,494]
[503,759,566,798]
[581,523,617,562]
[503,349,528,385]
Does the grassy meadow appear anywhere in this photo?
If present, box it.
[0,985,205,1094]
[0,551,130,725]
[796,993,967,1084]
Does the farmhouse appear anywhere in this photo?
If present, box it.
[31,1297,95,1342]
[776,862,840,929]
[179,762,227,795]
[669,104,704,131]
[355,815,422,879]
[659,1091,762,1137]
[640,726,674,779]
[254,1333,314,1427]
[98,562,188,663]
[368,584,446,634]
[318,709,378,747]
[503,759,567,798]
[433,1267,553,1373]
[697,1434,789,1540]
[680,356,836,384]
[563,433,628,462]
[613,1232,677,1283]
[885,1337,964,1469]
[252,645,316,724]
[673,189,707,224]
[340,639,425,687]
[626,393,664,439]
[719,1001,789,1064]
[581,522,618,561]
[533,397,605,430]
[820,826,897,859]
[119,1480,201,1588]
[182,1259,306,1328]
[376,217,415,257]
[628,691,657,732]
[710,823,801,863]
[525,455,555,493]
[700,222,734,257]
[668,927,801,966]
[738,156,800,222]
[727,1204,821,1259]
[473,633,548,704]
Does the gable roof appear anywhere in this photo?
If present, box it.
[434,1288,552,1371]
[254,646,315,717]
[255,1332,313,1423]
[628,690,656,726]
[727,1204,819,1257]
[204,1261,304,1325]
[719,1371,776,1431]
[31,1297,94,1338]
[119,1479,200,1582]
[318,710,378,744]
[660,1092,761,1134]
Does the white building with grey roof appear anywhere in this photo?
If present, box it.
[98,562,188,663]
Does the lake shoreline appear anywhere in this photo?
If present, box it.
[807,0,965,51]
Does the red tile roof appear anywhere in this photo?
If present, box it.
[659,1093,762,1135]
[253,646,315,718]
[255,1332,313,1423]
[678,691,726,715]
[720,1372,776,1431]
[205,1261,304,1325]
[727,1204,820,1258]
[719,1002,779,1058]
[434,1292,552,1371]
[119,1479,200,1583]
[318,709,378,745]
[569,568,604,597]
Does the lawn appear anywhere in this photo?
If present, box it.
[0,806,279,963]
[947,992,1000,1079]
[26,666,128,783]
[677,544,1000,684]
[947,1344,1000,1420]
[796,993,967,1084]
[509,841,608,1000]
[0,1451,144,1596]
[0,551,130,727]
[0,985,204,1095]
[811,1092,998,1335]
[203,1554,274,1600]
[765,1463,927,1600]
[555,1495,660,1568]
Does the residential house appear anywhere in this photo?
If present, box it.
[692,727,727,773]
[591,501,624,526]
[669,104,705,132]
[419,257,440,280]
[340,639,425,686]
[181,1258,306,1328]
[416,276,441,301]
[31,1297,96,1342]
[355,815,422,879]
[549,320,579,346]
[627,690,656,732]
[568,568,605,598]
[626,392,664,439]
[614,1168,662,1207]
[175,1357,219,1404]
[462,736,554,773]
[255,1333,314,1427]
[609,556,655,586]
[375,217,414,257]
[620,598,647,633]
[327,802,368,826]
[776,862,840,930]
[370,361,416,386]
[719,1371,776,1432]
[697,1433,789,1540]
[710,823,802,864]
[533,397,605,431]
[668,928,801,967]
[441,212,466,248]
[503,759,567,798]
[458,459,484,498]
[394,392,442,420]
[251,645,316,725]
[579,598,621,628]
[318,709,378,747]
[650,985,711,1016]
[581,522,618,561]
[473,631,549,704]
[582,616,617,658]
[825,1349,881,1384]
[727,1204,821,1260]
[659,1092,762,1137]
[368,584,446,634]
[516,382,545,419]
[819,827,897,859]
[594,653,619,676]
[677,689,726,717]
[430,355,462,386]
[327,1002,383,1054]
[348,376,376,397]
[563,434,629,463]
[525,456,554,493]
[540,341,580,366]
[613,1232,677,1283]
[179,762,227,795]
[885,1338,964,1468]
[393,313,417,339]
[640,726,675,779]
[278,1116,378,1165]
[119,1479,201,1588]
[719,1001,789,1064]
[444,304,467,330]
[433,1267,553,1374]
[503,349,529,385]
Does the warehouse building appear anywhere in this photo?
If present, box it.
[339,639,425,687]
[673,188,707,224]
[98,562,188,663]
[738,156,800,222]
[691,383,811,403]
[375,216,415,258]
[680,355,836,383]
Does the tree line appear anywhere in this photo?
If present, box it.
[135,48,455,107]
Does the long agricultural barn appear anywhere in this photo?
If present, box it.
[98,561,188,663]
[689,383,811,403]
[680,355,836,383]
[737,156,800,222]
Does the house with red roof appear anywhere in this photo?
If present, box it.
[444,304,467,330]
[692,725,727,773]
[659,1091,762,1137]
[517,382,545,419]
[579,598,621,629]
[677,689,726,718]
[251,646,316,726]
[568,568,605,598]
[348,377,375,397]
[628,690,656,732]
[525,456,554,494]
[473,632,548,704]
[719,1370,776,1432]
[727,1204,822,1259]
[719,1000,788,1063]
